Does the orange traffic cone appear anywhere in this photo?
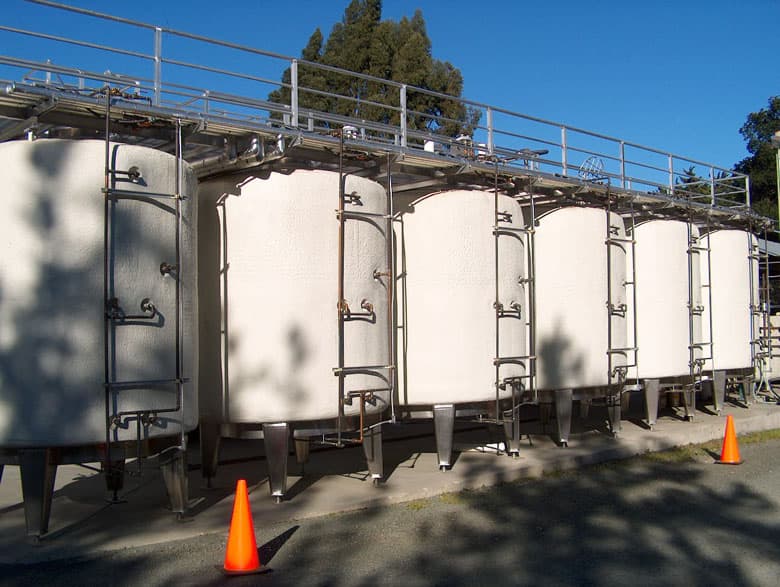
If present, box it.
[222,479,263,575]
[717,415,742,465]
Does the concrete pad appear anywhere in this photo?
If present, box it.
[1,400,778,564]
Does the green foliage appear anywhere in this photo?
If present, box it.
[268,0,479,138]
[735,96,780,212]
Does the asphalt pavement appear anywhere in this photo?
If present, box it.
[2,394,780,586]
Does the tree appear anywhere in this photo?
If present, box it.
[268,0,479,139]
[735,96,780,218]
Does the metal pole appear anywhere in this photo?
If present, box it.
[400,85,407,148]
[487,107,494,156]
[668,154,674,194]
[619,141,626,189]
[290,59,299,128]
[153,27,162,107]
[710,166,716,207]
[560,127,568,176]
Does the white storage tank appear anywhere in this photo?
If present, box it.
[395,189,527,465]
[0,139,198,446]
[0,138,198,535]
[701,229,759,373]
[530,205,628,442]
[397,189,527,405]
[630,220,703,379]
[198,169,390,497]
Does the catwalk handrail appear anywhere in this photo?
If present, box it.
[1,0,749,205]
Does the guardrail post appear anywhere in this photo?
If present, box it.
[561,127,568,176]
[709,166,716,206]
[668,154,674,194]
[487,107,494,156]
[619,141,626,189]
[400,84,407,148]
[290,59,299,128]
[153,27,162,107]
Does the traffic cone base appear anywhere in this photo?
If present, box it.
[716,415,742,465]
[222,479,265,575]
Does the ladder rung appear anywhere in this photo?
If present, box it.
[607,347,637,353]
[333,365,394,375]
[106,378,185,390]
[336,210,389,219]
[104,187,179,200]
[493,355,536,366]
[606,237,634,245]
[493,226,532,234]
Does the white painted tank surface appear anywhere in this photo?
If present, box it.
[198,170,390,425]
[629,220,702,379]
[532,206,628,390]
[701,229,759,372]
[396,190,527,406]
[0,139,198,447]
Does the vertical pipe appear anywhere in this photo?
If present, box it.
[153,27,162,107]
[493,163,500,421]
[706,224,715,372]
[219,199,229,422]
[175,119,184,449]
[668,154,674,195]
[560,127,568,176]
[386,152,396,424]
[400,85,407,148]
[290,59,299,128]
[687,214,695,383]
[629,203,638,373]
[337,131,346,444]
[605,193,613,386]
[764,227,772,379]
[528,187,537,402]
[103,88,112,457]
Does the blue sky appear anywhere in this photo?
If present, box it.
[2,0,777,170]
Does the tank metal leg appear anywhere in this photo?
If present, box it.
[160,447,189,516]
[503,415,521,457]
[744,376,755,405]
[607,393,622,436]
[294,438,310,465]
[682,385,695,421]
[199,421,221,488]
[579,398,592,420]
[644,379,660,429]
[263,423,289,502]
[712,370,726,414]
[103,458,126,503]
[19,448,57,539]
[433,404,455,470]
[362,424,384,483]
[554,389,573,447]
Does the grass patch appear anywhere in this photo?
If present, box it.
[439,492,466,505]
[739,428,780,445]
[406,499,429,511]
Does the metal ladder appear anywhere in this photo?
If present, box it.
[332,132,395,478]
[604,189,635,433]
[685,213,710,419]
[101,85,188,509]
[491,167,537,455]
[746,230,765,403]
